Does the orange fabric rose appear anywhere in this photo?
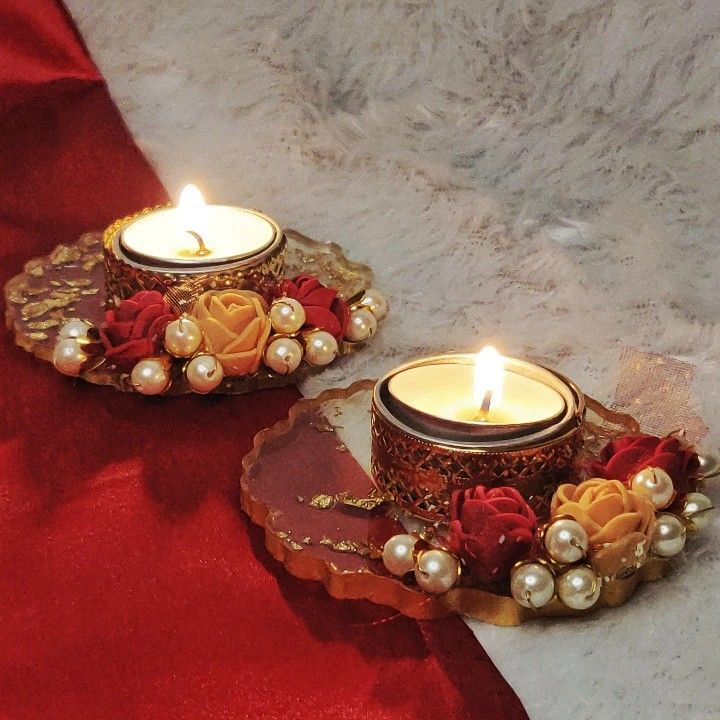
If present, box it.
[551,479,655,546]
[192,290,271,376]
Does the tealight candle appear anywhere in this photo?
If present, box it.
[388,346,566,432]
[120,184,278,267]
[371,350,585,521]
[103,184,286,309]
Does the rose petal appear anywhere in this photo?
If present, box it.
[592,513,645,545]
[100,321,134,349]
[301,286,337,309]
[104,338,155,368]
[115,299,141,322]
[303,306,342,340]
[223,317,264,354]
[331,297,350,336]
[130,304,166,339]
[604,447,651,480]
[132,290,166,308]
[216,348,262,376]
[586,493,626,527]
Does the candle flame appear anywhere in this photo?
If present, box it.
[178,184,205,210]
[473,346,504,413]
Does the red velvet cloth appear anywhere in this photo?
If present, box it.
[0,2,529,718]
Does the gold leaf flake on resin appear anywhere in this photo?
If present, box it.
[310,494,336,509]
[27,319,60,330]
[49,245,82,265]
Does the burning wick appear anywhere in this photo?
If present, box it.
[477,389,493,422]
[186,230,211,257]
[472,345,504,423]
[178,184,211,257]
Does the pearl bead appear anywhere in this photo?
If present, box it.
[345,307,377,343]
[185,354,224,394]
[130,358,170,395]
[359,288,388,320]
[382,534,417,577]
[304,330,338,366]
[269,298,306,335]
[544,518,589,564]
[682,492,714,532]
[414,549,460,594]
[510,562,555,609]
[264,337,303,375]
[630,466,675,509]
[53,338,88,376]
[652,513,687,557]
[59,318,93,340]
[556,566,601,610]
[697,452,720,479]
[164,316,203,358]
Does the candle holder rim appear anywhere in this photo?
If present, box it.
[386,357,570,437]
[373,353,585,451]
[105,204,284,271]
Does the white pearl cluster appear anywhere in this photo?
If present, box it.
[345,288,387,344]
[52,318,96,376]
[159,315,225,394]
[262,287,388,375]
[509,476,716,613]
[53,284,389,393]
[511,516,602,611]
[381,533,460,595]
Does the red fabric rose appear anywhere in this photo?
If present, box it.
[589,433,698,503]
[100,290,176,369]
[276,274,350,342]
[448,486,537,585]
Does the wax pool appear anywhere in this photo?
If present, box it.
[121,206,276,266]
[387,362,565,427]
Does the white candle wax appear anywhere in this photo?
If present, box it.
[120,185,277,266]
[387,362,565,427]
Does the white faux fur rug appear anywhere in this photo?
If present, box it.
[67,0,720,447]
[66,2,720,717]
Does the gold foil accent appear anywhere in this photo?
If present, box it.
[7,288,27,304]
[276,531,304,551]
[27,319,60,330]
[27,332,48,341]
[62,278,93,287]
[49,245,82,265]
[24,259,44,277]
[21,297,75,319]
[336,491,388,511]
[80,288,100,295]
[319,536,382,559]
[310,494,336,509]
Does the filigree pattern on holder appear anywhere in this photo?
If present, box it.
[370,406,584,522]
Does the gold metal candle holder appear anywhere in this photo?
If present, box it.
[371,354,586,522]
[102,206,286,310]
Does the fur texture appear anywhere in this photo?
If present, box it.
[67,0,720,441]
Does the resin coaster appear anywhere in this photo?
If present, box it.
[5,229,374,394]
[241,382,674,626]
